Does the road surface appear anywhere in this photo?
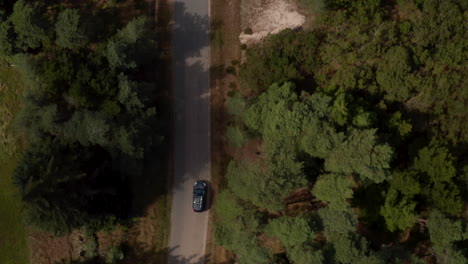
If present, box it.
[168,0,210,263]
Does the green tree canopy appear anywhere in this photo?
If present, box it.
[214,189,246,222]
[287,245,324,264]
[380,188,417,232]
[265,215,316,248]
[226,125,246,147]
[240,29,320,91]
[226,159,305,211]
[325,129,393,183]
[106,16,155,70]
[13,140,126,234]
[390,170,421,197]
[312,174,353,210]
[0,19,14,56]
[10,0,50,50]
[413,141,456,183]
[55,9,88,49]
[429,182,463,216]
[318,207,358,240]
[376,46,413,101]
[427,209,467,264]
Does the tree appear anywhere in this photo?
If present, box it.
[239,29,320,91]
[376,46,413,101]
[243,82,300,133]
[331,89,349,126]
[427,209,467,264]
[325,129,393,183]
[380,188,417,232]
[214,222,272,264]
[312,174,353,210]
[55,9,88,49]
[318,207,382,264]
[226,160,305,211]
[390,170,421,197]
[0,19,14,56]
[287,245,324,264]
[10,0,50,50]
[13,140,126,234]
[413,141,456,183]
[232,83,309,210]
[318,207,358,240]
[226,125,246,147]
[430,182,463,216]
[15,47,155,158]
[226,92,247,119]
[215,190,245,222]
[300,116,345,159]
[388,111,412,138]
[265,216,316,248]
[106,16,155,70]
[331,235,380,264]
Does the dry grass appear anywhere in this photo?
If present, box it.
[0,64,24,160]
[207,0,243,263]
[0,64,29,264]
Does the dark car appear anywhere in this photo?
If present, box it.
[193,180,207,212]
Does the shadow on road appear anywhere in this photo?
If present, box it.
[172,0,211,192]
[120,242,236,264]
[126,0,211,218]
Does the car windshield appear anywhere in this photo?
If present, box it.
[194,197,202,205]
[194,189,204,196]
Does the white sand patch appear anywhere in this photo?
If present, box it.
[239,0,305,45]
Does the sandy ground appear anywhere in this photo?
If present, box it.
[239,0,305,45]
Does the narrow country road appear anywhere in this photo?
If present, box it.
[168,0,210,263]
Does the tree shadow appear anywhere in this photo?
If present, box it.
[171,0,211,192]
[120,243,215,264]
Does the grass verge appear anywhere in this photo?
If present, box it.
[0,63,30,264]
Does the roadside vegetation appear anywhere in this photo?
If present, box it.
[0,63,29,264]
[0,0,169,263]
[215,0,468,263]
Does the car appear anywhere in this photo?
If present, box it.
[193,180,207,212]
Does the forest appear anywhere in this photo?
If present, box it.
[0,0,163,258]
[215,0,468,263]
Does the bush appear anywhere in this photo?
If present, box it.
[299,0,326,14]
[107,245,124,264]
[240,29,320,91]
[225,66,236,75]
[265,216,315,248]
[226,92,247,118]
[55,9,88,49]
[226,125,246,147]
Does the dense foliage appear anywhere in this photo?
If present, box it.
[1,0,160,234]
[216,0,468,263]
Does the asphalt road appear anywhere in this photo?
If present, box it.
[168,0,210,263]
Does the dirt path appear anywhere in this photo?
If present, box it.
[205,0,242,263]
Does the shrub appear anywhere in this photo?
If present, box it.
[225,66,236,75]
[226,125,246,147]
